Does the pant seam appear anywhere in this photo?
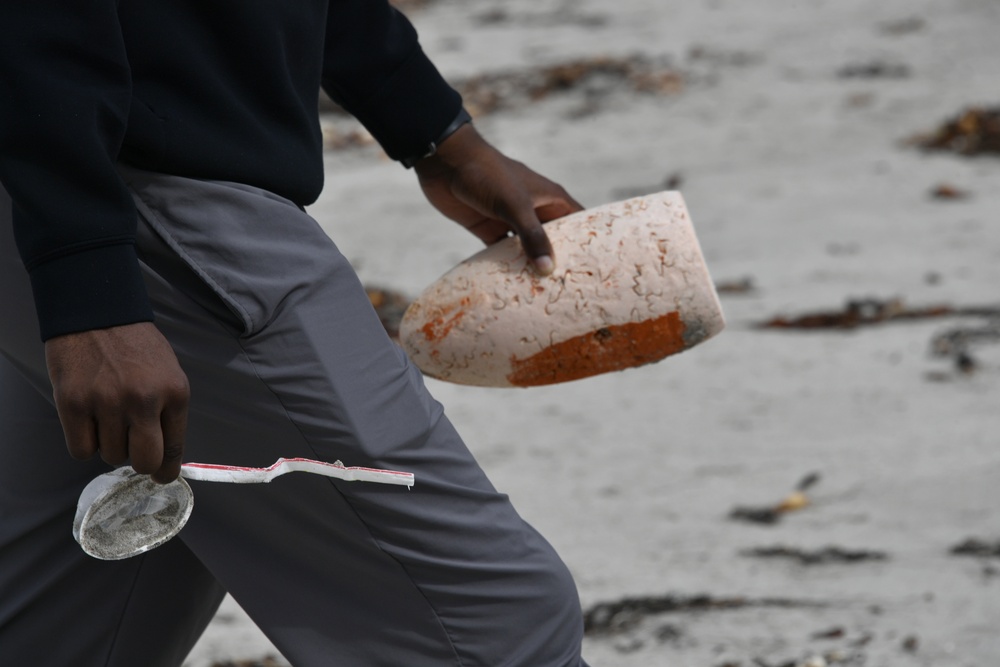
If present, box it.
[232,335,468,667]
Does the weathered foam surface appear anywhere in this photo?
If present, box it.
[399,191,725,387]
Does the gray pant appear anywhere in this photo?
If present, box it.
[0,167,588,666]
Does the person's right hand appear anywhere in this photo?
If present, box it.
[414,123,583,276]
[44,322,189,483]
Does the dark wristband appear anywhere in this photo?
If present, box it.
[400,108,472,168]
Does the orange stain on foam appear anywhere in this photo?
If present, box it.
[419,299,470,343]
[506,311,687,387]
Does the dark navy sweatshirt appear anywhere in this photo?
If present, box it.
[0,0,461,340]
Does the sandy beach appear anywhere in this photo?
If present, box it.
[184,1,1000,665]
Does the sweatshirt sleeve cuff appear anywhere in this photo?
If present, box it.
[27,242,154,341]
[350,47,463,164]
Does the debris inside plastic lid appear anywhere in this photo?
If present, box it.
[73,467,193,561]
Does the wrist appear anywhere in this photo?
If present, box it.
[401,108,473,169]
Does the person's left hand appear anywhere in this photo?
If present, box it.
[413,123,583,276]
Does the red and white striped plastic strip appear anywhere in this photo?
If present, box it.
[180,457,414,487]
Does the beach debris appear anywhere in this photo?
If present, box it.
[715,277,756,295]
[398,191,723,388]
[930,319,1000,374]
[757,298,1000,330]
[74,468,194,560]
[909,107,1000,156]
[762,297,908,328]
[837,61,910,79]
[741,545,889,566]
[583,593,826,635]
[929,182,971,200]
[729,472,820,525]
[949,537,1000,558]
[365,285,411,340]
[774,490,810,513]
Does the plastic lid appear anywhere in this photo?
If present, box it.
[73,467,194,560]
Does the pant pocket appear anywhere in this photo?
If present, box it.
[120,163,339,337]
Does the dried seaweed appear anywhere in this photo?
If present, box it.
[811,626,846,640]
[741,546,888,566]
[729,473,820,525]
[949,537,1000,558]
[584,594,826,636]
[910,107,1000,156]
[759,298,980,330]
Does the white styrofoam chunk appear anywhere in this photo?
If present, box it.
[399,191,725,387]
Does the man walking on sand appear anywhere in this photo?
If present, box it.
[0,2,591,665]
